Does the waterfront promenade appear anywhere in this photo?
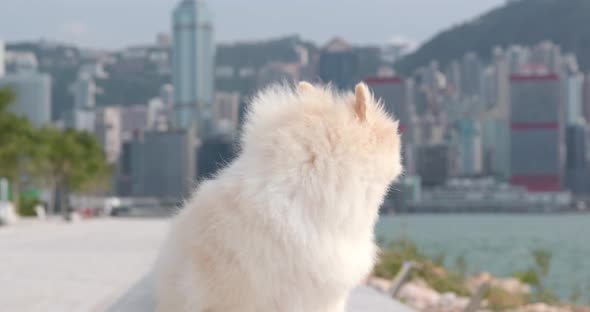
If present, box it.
[0,218,413,312]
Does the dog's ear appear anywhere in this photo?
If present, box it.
[298,81,315,93]
[354,82,369,121]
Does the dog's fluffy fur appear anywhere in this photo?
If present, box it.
[155,82,403,312]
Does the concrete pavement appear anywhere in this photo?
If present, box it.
[0,218,413,312]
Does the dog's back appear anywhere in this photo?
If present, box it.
[155,82,403,312]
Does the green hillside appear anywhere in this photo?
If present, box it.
[396,0,590,74]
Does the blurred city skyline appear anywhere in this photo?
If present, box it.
[2,0,589,204]
[0,0,504,49]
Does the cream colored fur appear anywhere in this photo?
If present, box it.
[155,82,403,312]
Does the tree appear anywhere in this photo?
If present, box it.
[37,128,111,215]
[1,86,111,215]
[67,130,112,196]
[0,87,15,112]
[0,87,36,208]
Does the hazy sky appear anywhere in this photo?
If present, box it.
[0,0,505,50]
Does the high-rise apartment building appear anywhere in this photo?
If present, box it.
[461,52,483,97]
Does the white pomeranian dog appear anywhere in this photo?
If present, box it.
[155,81,403,312]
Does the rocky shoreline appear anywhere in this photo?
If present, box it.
[370,239,590,312]
[367,273,589,312]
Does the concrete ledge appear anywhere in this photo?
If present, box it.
[0,218,414,311]
[105,273,414,312]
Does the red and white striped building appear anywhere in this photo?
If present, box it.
[509,74,565,192]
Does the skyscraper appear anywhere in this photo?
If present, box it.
[95,107,122,164]
[64,72,98,132]
[481,67,496,108]
[444,61,461,96]
[365,76,416,174]
[565,124,589,195]
[454,116,483,176]
[0,40,5,78]
[0,72,51,127]
[124,129,196,200]
[365,77,410,131]
[510,74,564,192]
[460,52,483,98]
[172,0,215,131]
[492,47,510,116]
[319,37,358,90]
[213,91,240,134]
[564,74,584,125]
[481,115,510,179]
[506,45,529,74]
[584,73,590,123]
[160,84,174,107]
[488,48,512,180]
[530,41,562,74]
[71,73,98,109]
